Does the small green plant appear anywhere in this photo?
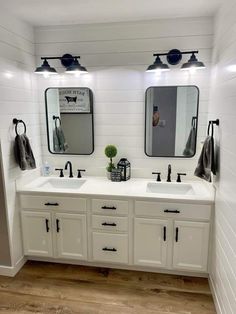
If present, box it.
[105,145,117,172]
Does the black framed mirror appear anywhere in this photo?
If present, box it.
[145,85,199,158]
[45,87,94,155]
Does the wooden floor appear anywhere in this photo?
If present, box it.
[0,261,216,314]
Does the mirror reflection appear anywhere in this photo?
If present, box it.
[145,86,199,157]
[45,87,94,155]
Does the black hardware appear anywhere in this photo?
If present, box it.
[192,116,197,128]
[77,169,86,178]
[208,119,220,137]
[163,226,166,241]
[102,247,117,252]
[55,168,64,177]
[176,173,186,183]
[44,202,59,206]
[167,164,171,182]
[45,219,50,232]
[13,118,27,135]
[102,222,117,227]
[53,115,61,127]
[65,161,73,178]
[152,172,161,182]
[175,227,179,242]
[56,219,60,233]
[164,209,180,214]
[101,206,116,210]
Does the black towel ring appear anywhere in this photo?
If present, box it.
[53,115,61,127]
[13,118,27,135]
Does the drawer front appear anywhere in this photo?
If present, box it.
[92,232,128,264]
[20,195,86,212]
[135,201,211,221]
[92,215,128,232]
[92,199,128,215]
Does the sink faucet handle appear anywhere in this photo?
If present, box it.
[152,172,161,182]
[77,169,86,178]
[176,173,186,183]
[55,168,64,177]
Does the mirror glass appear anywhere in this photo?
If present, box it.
[45,87,94,155]
[145,86,199,157]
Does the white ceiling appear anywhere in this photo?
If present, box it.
[0,0,222,26]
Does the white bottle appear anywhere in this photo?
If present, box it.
[42,161,52,176]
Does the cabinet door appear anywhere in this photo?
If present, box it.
[55,213,87,260]
[134,218,168,268]
[173,221,210,272]
[21,211,53,257]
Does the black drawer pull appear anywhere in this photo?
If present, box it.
[101,206,116,210]
[56,219,60,233]
[45,202,59,206]
[45,219,50,232]
[163,226,166,241]
[175,227,179,242]
[164,209,180,214]
[102,247,117,252]
[102,222,117,227]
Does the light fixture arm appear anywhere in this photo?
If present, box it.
[153,50,199,57]
[40,56,80,60]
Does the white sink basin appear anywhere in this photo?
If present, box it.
[146,182,195,195]
[36,178,86,190]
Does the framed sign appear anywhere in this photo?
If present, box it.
[59,88,91,113]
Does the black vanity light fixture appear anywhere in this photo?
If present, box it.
[146,49,205,72]
[34,54,88,76]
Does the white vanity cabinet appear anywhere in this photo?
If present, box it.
[134,201,211,273]
[91,198,129,264]
[172,220,210,272]
[55,213,87,260]
[20,195,88,261]
[21,211,53,257]
[19,191,212,276]
[134,218,169,268]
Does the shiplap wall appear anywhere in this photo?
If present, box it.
[0,9,41,266]
[209,2,236,313]
[35,17,213,178]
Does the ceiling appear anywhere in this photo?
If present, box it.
[0,0,222,26]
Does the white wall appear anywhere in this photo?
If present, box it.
[209,2,236,314]
[35,17,213,179]
[0,8,41,266]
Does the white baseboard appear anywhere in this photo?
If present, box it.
[0,257,26,277]
[208,275,223,314]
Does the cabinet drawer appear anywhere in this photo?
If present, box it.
[92,215,128,232]
[92,199,128,215]
[135,201,211,221]
[20,195,86,212]
[92,232,128,264]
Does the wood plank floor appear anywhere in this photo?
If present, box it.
[0,261,216,314]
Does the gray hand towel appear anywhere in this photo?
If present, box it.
[183,126,196,156]
[53,126,68,153]
[14,134,36,170]
[194,135,215,182]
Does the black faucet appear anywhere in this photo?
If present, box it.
[65,161,73,178]
[167,164,171,182]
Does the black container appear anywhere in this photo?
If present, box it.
[117,158,131,181]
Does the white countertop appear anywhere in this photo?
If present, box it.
[16,176,215,205]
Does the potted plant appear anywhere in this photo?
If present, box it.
[104,144,117,179]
